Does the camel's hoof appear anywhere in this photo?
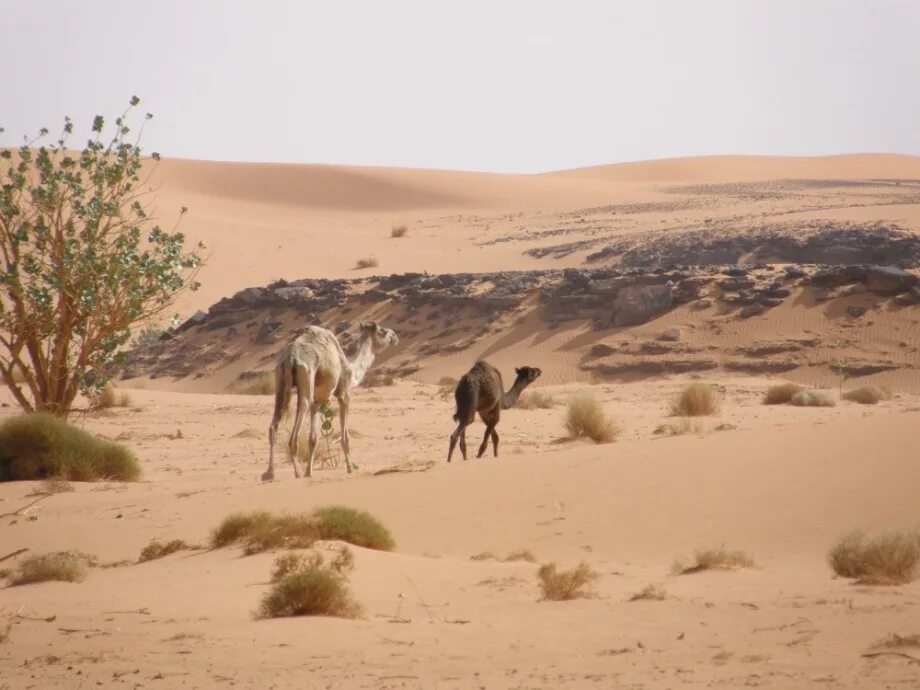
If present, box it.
[260,470,274,482]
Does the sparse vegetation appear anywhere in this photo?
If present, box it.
[828,529,920,585]
[131,324,167,349]
[471,549,537,563]
[790,389,837,407]
[872,633,920,649]
[653,418,702,436]
[763,382,803,405]
[670,383,718,416]
[843,386,892,405]
[138,539,189,563]
[210,507,394,554]
[629,584,667,601]
[438,376,457,400]
[227,371,275,395]
[390,224,409,238]
[673,547,755,575]
[355,256,379,269]
[363,370,396,387]
[564,393,619,444]
[0,568,12,579]
[9,551,89,586]
[537,562,599,601]
[92,382,132,410]
[516,391,555,410]
[0,413,140,482]
[259,551,361,619]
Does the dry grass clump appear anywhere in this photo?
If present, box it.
[653,418,702,436]
[390,224,408,238]
[537,562,599,601]
[363,370,396,387]
[629,583,667,601]
[258,551,361,620]
[842,386,892,405]
[471,549,537,563]
[355,256,379,269]
[9,551,90,586]
[763,382,803,405]
[564,394,619,444]
[210,507,394,554]
[138,539,190,563]
[92,382,132,410]
[437,376,457,400]
[872,633,920,649]
[516,391,556,410]
[790,389,837,407]
[828,530,920,585]
[670,383,718,416]
[227,371,275,395]
[0,568,11,579]
[0,413,140,482]
[673,547,755,575]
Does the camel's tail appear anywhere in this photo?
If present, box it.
[273,359,294,421]
[452,377,476,423]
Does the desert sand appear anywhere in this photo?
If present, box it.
[1,154,919,689]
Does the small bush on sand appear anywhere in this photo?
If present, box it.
[828,530,920,585]
[92,382,132,410]
[503,549,537,563]
[211,507,394,554]
[673,547,755,575]
[872,633,920,649]
[355,256,379,269]
[258,564,361,619]
[843,386,892,405]
[653,418,702,436]
[790,389,837,407]
[438,376,457,400]
[313,506,395,551]
[629,584,667,601]
[0,413,140,482]
[537,562,599,601]
[763,382,803,405]
[565,394,619,444]
[228,371,275,395]
[138,539,189,563]
[516,391,555,410]
[0,568,12,579]
[390,225,408,238]
[271,552,323,582]
[670,383,718,417]
[10,551,89,586]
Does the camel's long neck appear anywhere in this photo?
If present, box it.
[345,337,376,388]
[501,376,531,409]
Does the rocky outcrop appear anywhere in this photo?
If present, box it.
[612,284,674,326]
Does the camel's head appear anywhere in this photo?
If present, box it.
[360,321,398,352]
[514,366,542,384]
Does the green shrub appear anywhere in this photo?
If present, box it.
[313,506,396,551]
[257,566,362,619]
[0,413,140,482]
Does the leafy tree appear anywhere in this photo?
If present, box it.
[0,97,202,417]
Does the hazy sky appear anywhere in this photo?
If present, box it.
[2,0,918,173]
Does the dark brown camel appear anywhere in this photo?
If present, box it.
[447,361,542,462]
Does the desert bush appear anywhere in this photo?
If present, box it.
[828,529,920,585]
[363,370,395,387]
[673,547,755,575]
[313,506,396,551]
[437,376,457,400]
[228,371,275,395]
[873,633,920,649]
[211,507,394,554]
[390,225,408,238]
[131,325,167,349]
[670,383,718,416]
[763,382,803,405]
[503,549,537,563]
[564,394,619,443]
[790,389,837,407]
[92,382,132,410]
[0,98,202,418]
[653,418,702,436]
[537,562,599,601]
[629,584,667,601]
[0,568,11,579]
[138,539,189,563]
[516,391,555,410]
[9,551,89,585]
[257,564,362,619]
[0,413,140,482]
[355,257,379,269]
[330,546,356,575]
[270,552,322,582]
[842,386,892,405]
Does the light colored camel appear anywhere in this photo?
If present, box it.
[262,322,398,480]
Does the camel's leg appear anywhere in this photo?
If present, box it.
[263,360,293,482]
[337,393,356,473]
[490,427,499,457]
[288,390,307,480]
[477,410,499,459]
[476,425,492,458]
[448,422,465,463]
[458,425,468,461]
[304,402,321,478]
